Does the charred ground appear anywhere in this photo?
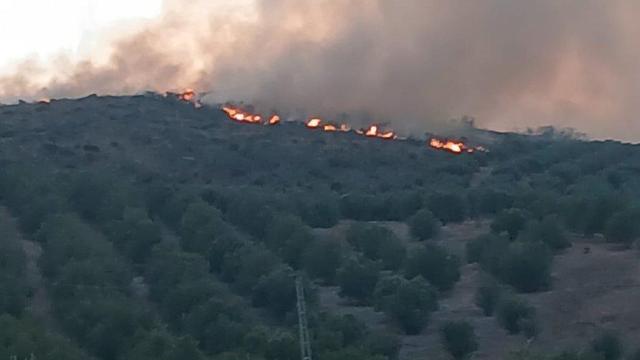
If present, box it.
[0,94,639,360]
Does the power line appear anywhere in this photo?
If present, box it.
[295,275,312,360]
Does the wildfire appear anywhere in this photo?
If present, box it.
[178,89,196,102]
[217,103,485,154]
[358,125,397,140]
[268,115,281,125]
[221,105,280,126]
[428,137,482,154]
[306,118,352,133]
[25,93,486,155]
[306,118,322,129]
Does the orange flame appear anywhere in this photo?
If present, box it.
[307,118,322,128]
[178,89,196,102]
[221,105,282,126]
[37,98,50,104]
[365,125,378,137]
[360,124,397,140]
[219,102,485,154]
[429,138,467,154]
[307,118,351,133]
[222,106,261,124]
[268,115,281,125]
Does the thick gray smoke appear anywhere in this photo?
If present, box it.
[1,0,639,141]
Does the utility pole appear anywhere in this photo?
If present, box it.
[295,275,312,360]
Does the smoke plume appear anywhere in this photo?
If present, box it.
[1,0,639,141]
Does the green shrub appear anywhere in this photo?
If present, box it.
[405,244,460,291]
[500,241,552,293]
[440,321,478,359]
[347,223,406,270]
[265,214,314,268]
[496,297,536,335]
[465,233,509,269]
[409,208,441,240]
[303,239,344,284]
[427,193,468,224]
[590,332,623,360]
[251,266,297,318]
[604,208,640,246]
[491,209,528,240]
[387,277,438,334]
[337,257,380,303]
[519,216,571,251]
[474,279,502,316]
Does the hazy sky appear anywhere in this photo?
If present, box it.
[0,0,162,70]
[0,1,638,142]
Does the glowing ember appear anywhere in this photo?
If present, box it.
[178,89,196,102]
[222,106,262,124]
[429,138,468,154]
[359,124,397,139]
[323,124,338,132]
[365,125,378,137]
[307,118,322,128]
[378,131,396,139]
[268,115,281,125]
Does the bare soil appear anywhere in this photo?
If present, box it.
[315,219,640,359]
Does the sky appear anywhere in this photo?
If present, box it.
[0,0,163,71]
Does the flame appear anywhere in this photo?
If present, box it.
[307,118,322,128]
[37,98,50,104]
[429,138,466,154]
[218,103,484,154]
[221,105,281,126]
[360,124,397,140]
[268,115,281,125]
[222,106,261,124]
[307,118,352,133]
[178,89,196,102]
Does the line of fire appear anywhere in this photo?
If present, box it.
[218,100,487,155]
[36,89,487,155]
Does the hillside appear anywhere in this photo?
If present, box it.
[1,94,639,360]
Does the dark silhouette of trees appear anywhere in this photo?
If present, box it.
[347,223,406,270]
[474,279,502,316]
[409,208,441,240]
[405,244,460,291]
[491,208,528,240]
[497,296,537,336]
[374,275,438,334]
[303,238,344,284]
[440,321,478,359]
[337,257,380,303]
[590,332,623,360]
[427,193,468,224]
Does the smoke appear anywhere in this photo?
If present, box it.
[1,0,639,141]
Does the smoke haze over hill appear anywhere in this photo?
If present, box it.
[1,0,639,141]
